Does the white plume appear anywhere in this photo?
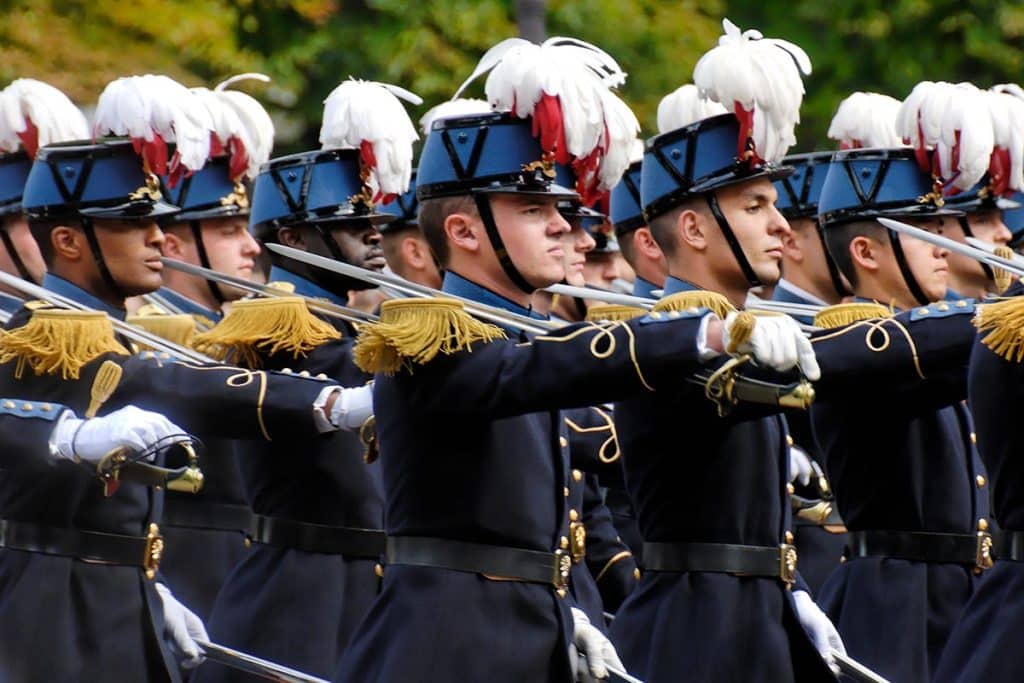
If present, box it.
[319,79,422,198]
[0,79,89,156]
[657,84,727,134]
[985,88,1024,192]
[419,98,490,136]
[692,18,811,163]
[189,73,275,180]
[826,92,904,149]
[93,74,214,173]
[628,138,645,164]
[896,81,994,191]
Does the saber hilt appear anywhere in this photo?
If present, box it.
[96,442,204,497]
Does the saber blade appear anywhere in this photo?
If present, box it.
[197,640,329,683]
[877,217,1024,277]
[833,651,892,683]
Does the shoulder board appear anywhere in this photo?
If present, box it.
[585,304,646,323]
[909,299,975,321]
[266,281,296,294]
[23,300,52,311]
[653,290,734,318]
[0,398,63,421]
[814,302,892,329]
[637,308,706,325]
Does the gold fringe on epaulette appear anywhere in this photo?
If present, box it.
[993,245,1015,294]
[0,309,129,379]
[813,302,893,329]
[192,296,341,368]
[353,297,506,375]
[975,297,1024,362]
[585,304,647,322]
[653,290,735,318]
[126,314,197,349]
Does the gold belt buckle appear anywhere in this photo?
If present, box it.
[552,549,572,591]
[975,531,994,572]
[143,523,164,580]
[779,543,798,588]
[569,521,587,564]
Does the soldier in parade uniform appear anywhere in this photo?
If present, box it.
[379,173,444,290]
[334,37,818,683]
[610,155,668,300]
[193,79,414,681]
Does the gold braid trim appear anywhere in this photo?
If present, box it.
[813,302,893,329]
[353,298,506,375]
[192,296,341,368]
[585,304,647,322]
[653,290,735,319]
[126,313,197,349]
[993,245,1015,294]
[0,309,129,379]
[976,297,1024,362]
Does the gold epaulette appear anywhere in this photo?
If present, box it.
[23,300,52,311]
[126,313,197,349]
[353,297,506,375]
[266,281,296,294]
[975,297,1024,362]
[0,309,129,379]
[584,304,647,322]
[813,302,893,329]
[653,290,735,318]
[192,296,341,368]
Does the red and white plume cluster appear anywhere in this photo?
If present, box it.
[896,81,1008,193]
[93,74,214,186]
[454,36,640,205]
[984,85,1024,195]
[419,98,490,137]
[657,84,727,134]
[190,73,275,181]
[0,79,89,158]
[827,92,904,149]
[692,18,811,165]
[319,79,422,203]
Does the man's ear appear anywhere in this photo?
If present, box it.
[160,229,187,258]
[444,212,480,254]
[849,235,881,273]
[634,227,664,261]
[402,236,428,269]
[780,227,802,262]
[277,227,306,249]
[676,209,707,252]
[51,226,84,261]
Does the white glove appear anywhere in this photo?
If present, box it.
[723,311,821,380]
[789,445,814,486]
[793,589,845,675]
[330,383,374,431]
[51,405,186,465]
[570,607,625,681]
[155,582,208,669]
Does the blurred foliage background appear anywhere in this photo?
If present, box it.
[2,0,1022,155]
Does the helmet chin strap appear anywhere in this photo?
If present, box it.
[188,220,226,305]
[956,215,995,280]
[704,194,762,288]
[0,228,38,284]
[813,218,852,298]
[80,217,128,302]
[311,224,374,292]
[473,194,537,295]
[886,228,931,307]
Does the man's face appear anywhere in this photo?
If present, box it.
[0,214,45,282]
[582,252,621,290]
[490,193,571,289]
[707,178,790,287]
[326,220,385,272]
[197,216,260,300]
[561,220,595,287]
[890,217,950,303]
[92,218,166,296]
[944,209,1011,294]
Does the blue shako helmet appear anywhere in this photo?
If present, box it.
[22,138,179,297]
[641,112,794,288]
[817,146,962,306]
[0,150,37,281]
[417,111,578,294]
[609,159,643,236]
[378,171,418,233]
[160,152,253,304]
[774,150,850,297]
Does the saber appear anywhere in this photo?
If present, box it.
[834,651,892,683]
[964,236,1024,268]
[877,217,1024,278]
[140,290,213,331]
[159,258,376,326]
[0,270,215,364]
[197,640,329,683]
[546,283,655,308]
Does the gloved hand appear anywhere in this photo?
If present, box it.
[51,405,186,465]
[722,311,821,380]
[570,607,625,681]
[789,445,814,486]
[155,582,208,669]
[792,589,845,675]
[329,383,375,431]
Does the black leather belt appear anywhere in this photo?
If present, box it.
[0,519,164,579]
[246,514,384,558]
[162,499,252,534]
[642,541,798,586]
[386,536,573,590]
[847,530,994,571]
[995,531,1024,561]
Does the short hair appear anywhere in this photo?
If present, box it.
[418,194,478,267]
[821,219,886,289]
[647,196,708,260]
[27,217,65,266]
[617,230,637,267]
